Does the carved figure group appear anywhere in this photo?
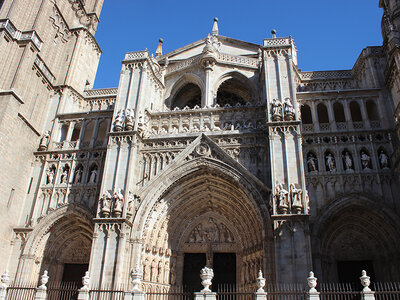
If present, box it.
[114,108,136,132]
[100,189,125,218]
[271,98,295,121]
[275,182,305,214]
[187,218,234,244]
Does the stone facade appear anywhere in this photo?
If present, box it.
[1,0,400,291]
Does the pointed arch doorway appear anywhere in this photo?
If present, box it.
[139,162,273,291]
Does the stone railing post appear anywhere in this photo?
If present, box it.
[307,271,320,300]
[255,270,267,300]
[124,268,145,300]
[34,270,49,300]
[194,266,216,300]
[360,270,375,300]
[0,270,10,300]
[77,271,90,300]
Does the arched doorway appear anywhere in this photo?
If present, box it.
[16,205,93,283]
[137,159,272,292]
[313,198,400,283]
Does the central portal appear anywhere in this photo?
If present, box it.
[182,252,236,291]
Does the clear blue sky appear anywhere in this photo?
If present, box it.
[93,0,383,89]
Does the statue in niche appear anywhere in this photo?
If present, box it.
[144,259,151,281]
[38,131,50,151]
[290,183,302,214]
[113,189,124,217]
[46,167,55,184]
[307,153,318,172]
[271,98,283,121]
[100,191,112,217]
[276,183,289,213]
[170,259,176,285]
[360,151,371,169]
[89,167,98,184]
[60,166,69,184]
[325,153,336,171]
[157,261,163,283]
[283,98,295,120]
[74,166,83,184]
[379,150,389,169]
[343,151,354,170]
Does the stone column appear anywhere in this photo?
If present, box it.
[310,102,320,132]
[203,64,214,107]
[326,101,337,131]
[89,118,100,147]
[358,99,371,129]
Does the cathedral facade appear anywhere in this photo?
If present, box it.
[1,0,400,290]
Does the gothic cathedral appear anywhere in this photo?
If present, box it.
[0,0,400,290]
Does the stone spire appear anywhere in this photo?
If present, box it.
[155,38,163,58]
[212,17,219,35]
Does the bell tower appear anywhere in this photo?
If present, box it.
[0,0,104,274]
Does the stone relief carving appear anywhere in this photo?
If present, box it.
[273,182,307,215]
[271,98,295,121]
[186,218,234,244]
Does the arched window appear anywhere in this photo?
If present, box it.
[333,102,346,122]
[216,78,251,106]
[171,83,201,109]
[95,120,108,146]
[71,123,81,141]
[317,103,329,124]
[82,121,94,144]
[301,105,313,124]
[366,100,379,120]
[350,101,363,122]
[59,124,68,142]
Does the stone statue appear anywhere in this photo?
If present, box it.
[271,98,283,121]
[60,167,69,184]
[307,153,318,172]
[125,108,134,131]
[277,183,289,213]
[114,110,124,131]
[74,166,83,184]
[290,183,302,214]
[113,189,124,217]
[89,168,98,184]
[283,98,295,120]
[379,151,389,169]
[360,151,371,169]
[326,153,336,171]
[100,191,112,217]
[343,151,353,170]
[47,168,55,184]
[38,131,50,151]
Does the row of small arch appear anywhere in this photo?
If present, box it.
[301,99,380,125]
[46,162,99,185]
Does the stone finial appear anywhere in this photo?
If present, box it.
[212,17,219,36]
[200,266,214,293]
[81,271,90,291]
[256,270,266,293]
[1,270,9,288]
[155,38,163,58]
[360,270,371,292]
[271,29,277,38]
[38,270,49,290]
[307,271,318,293]
[131,267,143,292]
